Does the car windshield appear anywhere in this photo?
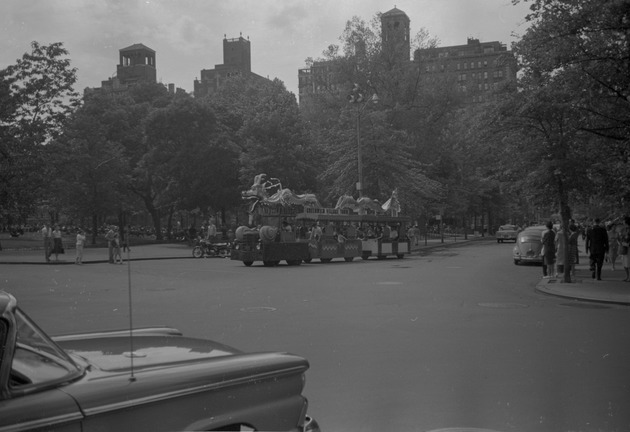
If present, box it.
[500,225,516,231]
[11,308,81,388]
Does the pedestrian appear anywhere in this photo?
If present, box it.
[105,226,115,264]
[586,218,609,280]
[51,225,64,262]
[568,224,580,277]
[113,228,123,264]
[122,225,131,253]
[75,228,86,265]
[619,216,630,282]
[541,221,556,278]
[555,224,567,277]
[606,223,619,271]
[41,223,52,262]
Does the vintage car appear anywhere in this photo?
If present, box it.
[0,291,319,432]
[512,225,546,265]
[496,224,519,243]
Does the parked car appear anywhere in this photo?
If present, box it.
[0,290,320,432]
[496,224,519,243]
[512,225,546,265]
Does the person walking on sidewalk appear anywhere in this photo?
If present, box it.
[619,216,630,282]
[75,229,86,265]
[541,221,556,278]
[607,223,620,270]
[586,218,609,280]
[41,224,52,262]
[568,224,580,277]
[105,226,116,264]
[50,225,64,262]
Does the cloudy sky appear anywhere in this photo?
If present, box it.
[1,0,532,97]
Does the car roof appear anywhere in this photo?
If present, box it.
[521,225,546,233]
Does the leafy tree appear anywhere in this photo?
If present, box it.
[300,14,449,213]
[48,91,138,242]
[514,0,630,210]
[208,76,320,196]
[142,95,240,230]
[0,41,79,224]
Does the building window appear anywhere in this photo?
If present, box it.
[464,63,467,69]
[484,72,488,79]
[477,61,481,68]
[484,60,488,67]
[457,63,461,70]
[470,62,474,69]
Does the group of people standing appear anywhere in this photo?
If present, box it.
[104,225,130,264]
[540,216,630,281]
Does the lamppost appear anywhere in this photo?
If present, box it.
[348,83,378,198]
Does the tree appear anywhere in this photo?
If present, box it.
[209,76,320,196]
[300,14,448,213]
[514,0,630,210]
[0,41,79,224]
[48,90,137,243]
[142,95,240,231]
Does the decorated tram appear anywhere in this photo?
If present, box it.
[295,208,411,261]
[231,174,410,266]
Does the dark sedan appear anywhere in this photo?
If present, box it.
[0,291,319,432]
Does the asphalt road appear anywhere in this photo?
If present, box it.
[2,240,629,432]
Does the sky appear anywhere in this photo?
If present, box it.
[1,0,532,97]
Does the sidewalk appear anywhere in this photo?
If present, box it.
[0,243,193,265]
[535,263,630,306]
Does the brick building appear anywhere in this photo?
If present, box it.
[414,37,518,103]
[193,34,269,98]
[298,7,516,104]
[88,43,183,95]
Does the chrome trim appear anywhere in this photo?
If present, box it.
[0,412,84,432]
[81,365,306,417]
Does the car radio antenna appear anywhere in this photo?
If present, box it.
[127,246,137,382]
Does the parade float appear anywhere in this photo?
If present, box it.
[231,175,410,266]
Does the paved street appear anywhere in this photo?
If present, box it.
[2,239,629,432]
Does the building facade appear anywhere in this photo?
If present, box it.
[298,7,516,104]
[194,34,268,98]
[414,37,517,103]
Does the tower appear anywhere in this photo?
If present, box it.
[223,34,251,73]
[116,43,157,86]
[381,7,411,63]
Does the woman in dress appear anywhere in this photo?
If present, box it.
[568,224,580,277]
[607,223,619,270]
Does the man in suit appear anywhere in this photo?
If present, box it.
[586,218,609,280]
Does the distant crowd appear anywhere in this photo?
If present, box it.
[540,216,630,282]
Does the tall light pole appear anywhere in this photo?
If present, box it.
[348,84,378,198]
